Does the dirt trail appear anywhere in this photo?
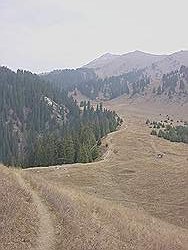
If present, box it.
[15,172,55,250]
[149,134,162,156]
[102,125,127,162]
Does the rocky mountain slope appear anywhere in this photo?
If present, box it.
[83,52,120,69]
[42,50,188,106]
[84,50,166,77]
[146,50,188,79]
[84,50,188,78]
[151,65,188,103]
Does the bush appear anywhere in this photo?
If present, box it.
[151,130,157,136]
[146,119,150,125]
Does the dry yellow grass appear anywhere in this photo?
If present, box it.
[1,97,188,249]
[0,166,38,250]
[22,171,188,249]
[23,98,188,249]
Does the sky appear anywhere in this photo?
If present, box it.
[0,0,188,73]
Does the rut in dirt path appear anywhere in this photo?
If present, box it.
[15,172,56,250]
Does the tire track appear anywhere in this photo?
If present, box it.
[15,172,55,250]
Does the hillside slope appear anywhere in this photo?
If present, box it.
[83,52,120,69]
[43,67,151,101]
[0,166,39,250]
[145,65,188,104]
[42,68,96,92]
[0,67,79,166]
[1,100,188,249]
[84,50,167,77]
[0,66,120,167]
[43,50,188,106]
[148,50,188,78]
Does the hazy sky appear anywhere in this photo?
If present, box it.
[0,0,187,73]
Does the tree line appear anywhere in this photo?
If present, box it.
[147,119,188,144]
[42,68,150,100]
[0,67,121,167]
[153,65,188,98]
[33,101,122,166]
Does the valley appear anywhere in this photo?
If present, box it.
[1,1,188,249]
[1,50,188,250]
[1,97,188,249]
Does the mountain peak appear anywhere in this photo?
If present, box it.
[99,52,117,59]
[130,50,166,57]
[102,52,114,56]
[83,52,119,69]
[134,50,145,54]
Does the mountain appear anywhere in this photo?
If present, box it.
[84,50,167,77]
[84,50,188,79]
[151,65,188,103]
[42,67,151,101]
[42,68,96,92]
[41,50,188,107]
[43,66,188,105]
[147,50,188,78]
[83,53,120,69]
[0,66,120,167]
[81,50,188,104]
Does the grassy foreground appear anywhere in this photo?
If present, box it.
[1,98,188,249]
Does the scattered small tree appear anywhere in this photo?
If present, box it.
[151,130,157,136]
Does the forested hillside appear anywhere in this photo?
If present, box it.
[154,65,188,99]
[43,68,150,100]
[42,68,96,92]
[42,64,188,106]
[0,67,120,167]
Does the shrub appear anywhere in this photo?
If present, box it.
[151,130,157,136]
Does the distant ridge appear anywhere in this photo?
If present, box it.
[43,50,188,105]
[83,52,120,69]
[148,50,188,77]
[83,50,188,77]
